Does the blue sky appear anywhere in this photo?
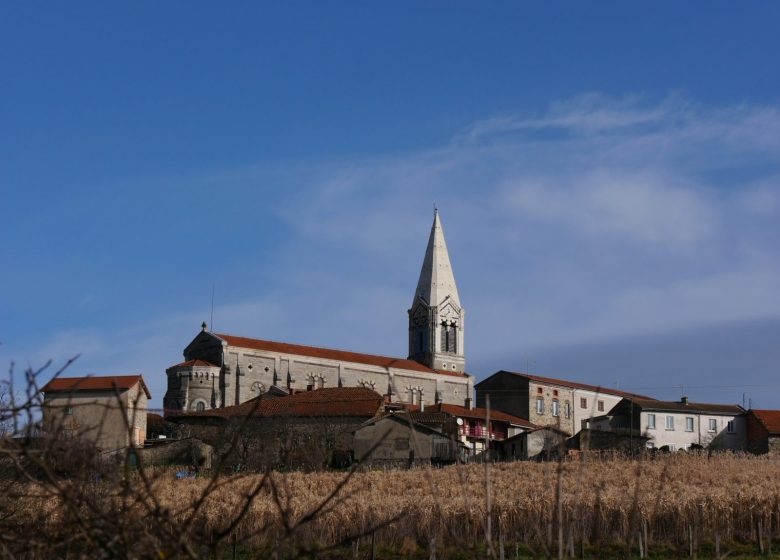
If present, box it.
[2,3,779,408]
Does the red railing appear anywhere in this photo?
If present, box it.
[461,425,507,440]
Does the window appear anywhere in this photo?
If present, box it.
[727,420,735,433]
[708,419,717,432]
[440,321,457,353]
[685,417,694,432]
[195,401,205,412]
[668,444,677,452]
[580,398,587,409]
[537,387,543,394]
[552,400,560,417]
[597,400,604,412]
[646,441,655,450]
[65,406,74,416]
[536,397,544,415]
[564,402,571,419]
[666,415,675,430]
[553,390,559,397]
[647,414,656,429]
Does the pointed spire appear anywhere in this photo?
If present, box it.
[414,209,461,308]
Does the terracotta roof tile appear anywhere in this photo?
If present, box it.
[41,375,152,399]
[213,333,469,378]
[427,403,537,428]
[169,359,218,369]
[173,387,383,419]
[749,410,780,433]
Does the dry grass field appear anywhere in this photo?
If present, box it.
[5,453,780,558]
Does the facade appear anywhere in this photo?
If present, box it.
[591,397,746,452]
[41,375,151,452]
[164,210,474,413]
[475,371,650,435]
[497,427,568,461]
[352,414,463,467]
[745,409,780,456]
[421,402,537,456]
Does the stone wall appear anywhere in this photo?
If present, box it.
[528,382,575,433]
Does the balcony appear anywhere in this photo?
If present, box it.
[461,425,507,441]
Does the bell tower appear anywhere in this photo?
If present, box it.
[408,209,465,373]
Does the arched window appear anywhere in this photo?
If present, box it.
[195,401,206,412]
[441,321,457,353]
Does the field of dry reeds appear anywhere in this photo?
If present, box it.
[5,453,780,558]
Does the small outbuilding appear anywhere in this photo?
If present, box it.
[352,413,464,468]
[496,426,568,461]
[746,409,780,456]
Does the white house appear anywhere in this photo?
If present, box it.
[591,397,746,452]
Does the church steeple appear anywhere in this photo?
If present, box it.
[408,209,466,373]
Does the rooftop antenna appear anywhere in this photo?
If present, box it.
[210,282,215,332]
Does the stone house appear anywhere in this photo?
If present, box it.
[475,371,651,435]
[168,386,384,469]
[497,427,568,461]
[163,210,475,413]
[352,414,464,467]
[745,409,780,456]
[591,397,746,452]
[41,375,151,453]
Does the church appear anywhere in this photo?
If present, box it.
[163,210,474,413]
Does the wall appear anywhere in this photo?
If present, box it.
[353,417,456,466]
[527,382,575,434]
[571,390,624,436]
[475,372,529,420]
[641,411,746,451]
[43,384,147,452]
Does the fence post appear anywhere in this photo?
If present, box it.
[371,530,377,560]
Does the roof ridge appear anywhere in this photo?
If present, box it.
[214,332,423,364]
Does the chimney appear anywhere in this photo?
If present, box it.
[465,397,472,410]
[681,396,689,405]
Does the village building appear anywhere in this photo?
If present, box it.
[745,409,780,456]
[496,427,568,461]
[168,386,385,469]
[475,371,651,435]
[41,375,151,453]
[405,402,537,457]
[352,414,465,467]
[590,397,746,452]
[163,210,474,413]
[566,429,650,455]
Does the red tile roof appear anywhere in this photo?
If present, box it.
[174,387,383,419]
[41,375,152,399]
[169,359,218,369]
[749,410,780,434]
[427,403,537,428]
[485,370,653,400]
[213,332,469,378]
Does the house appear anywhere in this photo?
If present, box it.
[419,402,537,458]
[496,427,568,461]
[163,210,474,413]
[41,375,151,453]
[352,414,465,467]
[475,370,651,435]
[745,409,780,456]
[591,396,746,452]
[168,386,384,469]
